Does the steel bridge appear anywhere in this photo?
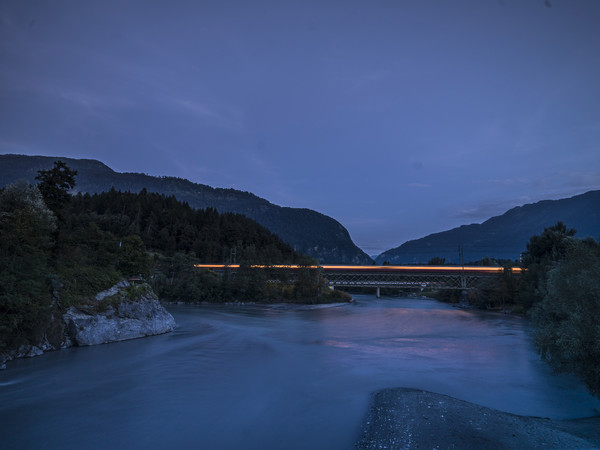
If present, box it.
[194,264,521,297]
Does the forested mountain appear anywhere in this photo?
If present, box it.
[67,189,297,265]
[1,171,349,354]
[376,190,600,264]
[0,154,371,264]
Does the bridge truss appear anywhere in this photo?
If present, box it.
[325,271,475,290]
[194,264,520,294]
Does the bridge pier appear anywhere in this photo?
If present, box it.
[376,287,380,298]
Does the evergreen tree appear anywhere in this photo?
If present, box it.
[35,160,77,213]
[118,235,152,278]
[0,182,56,349]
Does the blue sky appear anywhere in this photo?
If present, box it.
[1,0,599,255]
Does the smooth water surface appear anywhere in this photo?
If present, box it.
[1,296,599,449]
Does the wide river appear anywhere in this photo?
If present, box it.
[1,295,599,449]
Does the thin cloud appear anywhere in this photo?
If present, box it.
[454,171,600,221]
[486,177,530,186]
[454,202,520,221]
[345,69,391,91]
[57,89,134,112]
[169,97,244,132]
[0,138,43,154]
[343,217,388,226]
[486,171,600,194]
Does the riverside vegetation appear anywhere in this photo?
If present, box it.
[0,154,373,264]
[0,161,349,359]
[1,161,598,401]
[351,223,600,401]
[425,222,600,400]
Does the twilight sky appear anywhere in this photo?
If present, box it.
[1,0,600,256]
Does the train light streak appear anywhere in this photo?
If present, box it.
[193,264,523,274]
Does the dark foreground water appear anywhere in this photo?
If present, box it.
[1,296,599,449]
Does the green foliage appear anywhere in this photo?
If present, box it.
[118,235,152,277]
[293,266,322,301]
[325,288,352,301]
[518,222,577,310]
[80,283,155,315]
[427,257,446,265]
[518,222,600,398]
[125,282,155,300]
[498,261,520,307]
[227,263,267,302]
[465,262,521,310]
[61,188,309,303]
[531,238,600,398]
[2,154,374,264]
[66,189,297,264]
[429,289,461,304]
[35,160,77,213]
[152,253,223,302]
[211,255,350,304]
[0,160,349,355]
[523,221,577,265]
[57,264,121,307]
[54,222,121,306]
[0,182,57,350]
[478,256,499,267]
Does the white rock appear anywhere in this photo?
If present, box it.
[63,296,176,346]
[95,280,130,301]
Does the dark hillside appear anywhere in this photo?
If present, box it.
[0,154,371,264]
[376,190,600,264]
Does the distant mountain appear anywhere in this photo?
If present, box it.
[376,190,600,264]
[0,154,372,264]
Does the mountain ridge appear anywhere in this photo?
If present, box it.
[0,154,372,264]
[376,190,600,264]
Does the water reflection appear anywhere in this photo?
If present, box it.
[0,295,598,450]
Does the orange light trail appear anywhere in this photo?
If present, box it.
[193,264,522,273]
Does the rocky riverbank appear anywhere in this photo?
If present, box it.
[356,388,600,449]
[1,281,175,369]
[63,281,176,346]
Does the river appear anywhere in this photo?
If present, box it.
[1,295,599,449]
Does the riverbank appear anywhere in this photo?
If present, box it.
[163,299,353,309]
[356,388,600,449]
[1,281,175,370]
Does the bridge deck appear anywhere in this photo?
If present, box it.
[194,264,520,290]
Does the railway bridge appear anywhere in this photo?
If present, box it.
[194,264,521,298]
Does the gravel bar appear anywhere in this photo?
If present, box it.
[355,388,600,449]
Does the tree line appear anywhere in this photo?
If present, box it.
[379,223,600,399]
[440,222,600,399]
[0,161,348,354]
[520,222,600,399]
[2,161,597,399]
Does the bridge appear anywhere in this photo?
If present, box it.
[194,264,522,298]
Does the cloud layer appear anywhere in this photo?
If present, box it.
[1,0,599,254]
